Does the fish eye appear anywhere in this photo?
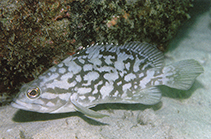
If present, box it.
[27,87,40,99]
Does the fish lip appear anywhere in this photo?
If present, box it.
[11,99,34,110]
[11,101,28,110]
[11,100,62,113]
[11,100,42,112]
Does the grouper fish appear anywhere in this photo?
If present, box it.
[11,42,204,118]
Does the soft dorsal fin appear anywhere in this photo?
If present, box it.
[121,42,164,68]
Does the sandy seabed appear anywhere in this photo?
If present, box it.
[1,1,211,139]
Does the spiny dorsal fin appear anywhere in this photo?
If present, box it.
[76,41,164,69]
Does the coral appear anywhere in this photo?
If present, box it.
[0,0,193,105]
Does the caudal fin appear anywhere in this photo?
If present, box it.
[162,59,203,90]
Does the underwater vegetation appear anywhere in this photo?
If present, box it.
[0,0,193,105]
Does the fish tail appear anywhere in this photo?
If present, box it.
[162,59,204,90]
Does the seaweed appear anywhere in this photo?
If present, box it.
[67,0,193,49]
[0,0,193,105]
[0,0,74,105]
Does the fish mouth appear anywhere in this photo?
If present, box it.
[11,99,66,113]
[11,100,29,110]
[11,99,42,112]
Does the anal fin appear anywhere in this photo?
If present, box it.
[124,87,162,105]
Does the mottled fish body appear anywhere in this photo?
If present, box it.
[12,42,203,118]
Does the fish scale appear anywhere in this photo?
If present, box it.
[12,42,203,118]
[71,42,161,104]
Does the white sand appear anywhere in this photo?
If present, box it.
[1,1,211,138]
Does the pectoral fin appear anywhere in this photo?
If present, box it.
[70,96,109,118]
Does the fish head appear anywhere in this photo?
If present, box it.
[11,80,74,113]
